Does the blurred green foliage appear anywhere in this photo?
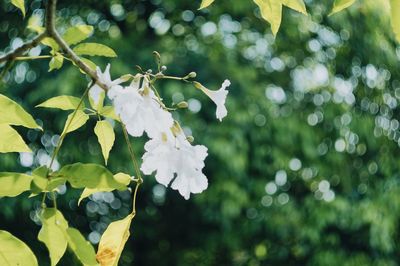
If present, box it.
[1,0,400,265]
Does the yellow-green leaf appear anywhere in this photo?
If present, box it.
[96,214,134,266]
[48,53,64,72]
[330,0,356,15]
[113,173,132,186]
[62,110,89,135]
[99,106,120,121]
[38,209,68,266]
[78,173,131,205]
[41,37,60,52]
[0,230,38,266]
[0,172,32,197]
[57,163,128,190]
[36,95,83,111]
[73,43,117,57]
[30,166,66,195]
[282,0,307,14]
[253,0,283,36]
[391,0,400,42]
[0,124,31,153]
[27,14,44,33]
[199,0,215,9]
[11,0,25,17]
[74,57,97,73]
[66,228,98,266]
[0,94,41,129]
[63,25,94,45]
[94,120,115,165]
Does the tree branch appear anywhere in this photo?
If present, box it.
[0,0,108,91]
[0,33,46,63]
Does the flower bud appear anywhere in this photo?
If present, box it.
[177,101,188,108]
[188,72,197,78]
[193,81,203,90]
[153,51,161,60]
[186,136,194,143]
[161,65,167,71]
[120,74,132,82]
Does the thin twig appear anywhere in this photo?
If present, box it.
[0,33,46,63]
[44,0,107,91]
[0,0,108,91]
[121,124,143,215]
[47,81,94,174]
[121,124,143,181]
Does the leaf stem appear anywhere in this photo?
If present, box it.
[14,55,53,61]
[121,124,143,215]
[47,81,94,176]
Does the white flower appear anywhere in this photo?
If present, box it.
[90,64,124,106]
[107,76,174,138]
[199,79,231,121]
[89,86,103,106]
[141,130,208,200]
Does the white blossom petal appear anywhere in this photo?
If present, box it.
[141,131,209,199]
[108,77,173,138]
[89,85,103,106]
[201,79,231,121]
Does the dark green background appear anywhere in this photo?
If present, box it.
[1,0,400,265]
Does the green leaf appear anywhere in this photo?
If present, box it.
[62,110,89,135]
[0,230,38,266]
[57,163,128,190]
[0,124,31,153]
[11,0,25,17]
[78,173,131,205]
[282,0,307,14]
[30,166,65,195]
[63,25,94,45]
[27,14,44,33]
[94,120,115,165]
[253,0,307,35]
[74,57,97,73]
[254,0,283,36]
[66,228,98,266]
[0,172,32,197]
[199,0,215,9]
[0,94,41,129]
[48,53,64,72]
[330,0,356,15]
[113,173,132,186]
[81,58,97,70]
[391,0,400,42]
[36,95,83,111]
[38,209,68,266]
[99,106,120,121]
[73,43,117,57]
[96,214,134,266]
[41,37,60,52]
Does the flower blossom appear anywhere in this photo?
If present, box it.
[197,79,231,121]
[107,76,173,138]
[89,64,124,106]
[141,129,208,200]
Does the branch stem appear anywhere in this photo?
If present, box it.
[121,124,143,215]
[0,0,108,91]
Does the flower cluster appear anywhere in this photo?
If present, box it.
[92,64,230,199]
